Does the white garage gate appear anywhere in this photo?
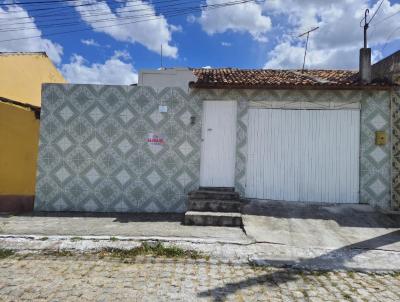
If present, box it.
[245,108,360,203]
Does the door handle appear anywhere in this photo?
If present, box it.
[207,128,212,131]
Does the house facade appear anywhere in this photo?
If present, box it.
[0,52,66,212]
[34,67,396,212]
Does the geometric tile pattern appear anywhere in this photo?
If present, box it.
[36,85,393,212]
[35,85,202,213]
[359,91,391,210]
[391,88,400,211]
[198,88,392,210]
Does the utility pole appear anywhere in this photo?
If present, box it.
[298,26,319,72]
[362,9,370,48]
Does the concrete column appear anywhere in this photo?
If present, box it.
[360,48,372,84]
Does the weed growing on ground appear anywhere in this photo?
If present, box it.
[342,293,352,301]
[39,237,49,241]
[45,250,74,257]
[110,237,118,242]
[99,242,207,260]
[0,249,14,259]
[70,237,83,242]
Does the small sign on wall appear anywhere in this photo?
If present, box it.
[159,105,168,113]
[147,132,165,145]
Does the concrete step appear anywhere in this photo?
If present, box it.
[188,190,240,200]
[199,187,235,192]
[184,211,242,227]
[187,199,242,213]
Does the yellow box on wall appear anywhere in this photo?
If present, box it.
[375,131,387,145]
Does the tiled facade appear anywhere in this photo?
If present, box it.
[36,85,393,212]
[197,89,392,210]
[35,85,202,212]
[392,88,400,211]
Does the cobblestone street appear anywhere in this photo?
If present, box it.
[0,254,399,302]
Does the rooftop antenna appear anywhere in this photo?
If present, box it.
[160,44,163,69]
[298,26,319,72]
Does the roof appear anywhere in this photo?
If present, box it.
[0,96,41,119]
[0,52,47,56]
[190,68,391,90]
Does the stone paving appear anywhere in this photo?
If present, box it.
[0,254,399,302]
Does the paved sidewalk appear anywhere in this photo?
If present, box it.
[1,254,399,302]
[243,200,400,251]
[1,203,400,272]
[0,212,249,243]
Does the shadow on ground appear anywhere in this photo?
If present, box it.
[243,199,400,228]
[0,212,184,223]
[198,230,400,301]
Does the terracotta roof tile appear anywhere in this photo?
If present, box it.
[190,68,390,89]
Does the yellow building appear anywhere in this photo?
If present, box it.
[0,52,66,212]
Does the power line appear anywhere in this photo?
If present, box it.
[0,0,183,23]
[368,0,385,24]
[0,0,152,15]
[373,8,400,26]
[0,0,80,5]
[0,0,260,32]
[0,0,259,43]
[0,0,201,29]
[381,25,400,51]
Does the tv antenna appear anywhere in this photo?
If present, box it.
[298,26,319,72]
[160,44,163,69]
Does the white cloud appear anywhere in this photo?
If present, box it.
[264,0,400,69]
[221,41,232,47]
[73,0,178,58]
[81,38,100,47]
[61,51,138,85]
[198,0,272,42]
[186,14,196,24]
[0,5,63,64]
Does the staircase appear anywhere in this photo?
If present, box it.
[184,187,243,227]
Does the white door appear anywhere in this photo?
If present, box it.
[246,109,360,203]
[200,101,237,187]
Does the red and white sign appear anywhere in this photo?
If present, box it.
[147,133,165,145]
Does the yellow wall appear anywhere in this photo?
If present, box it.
[0,53,66,107]
[0,102,40,195]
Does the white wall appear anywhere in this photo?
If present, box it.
[138,68,196,92]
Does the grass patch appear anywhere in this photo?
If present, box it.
[39,237,49,241]
[99,242,207,260]
[70,237,83,242]
[342,293,352,301]
[0,249,14,259]
[47,250,74,257]
[110,236,118,242]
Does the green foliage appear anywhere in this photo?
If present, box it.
[99,242,207,260]
[0,249,14,259]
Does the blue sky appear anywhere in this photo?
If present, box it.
[1,0,400,84]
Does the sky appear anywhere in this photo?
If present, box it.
[0,0,400,84]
